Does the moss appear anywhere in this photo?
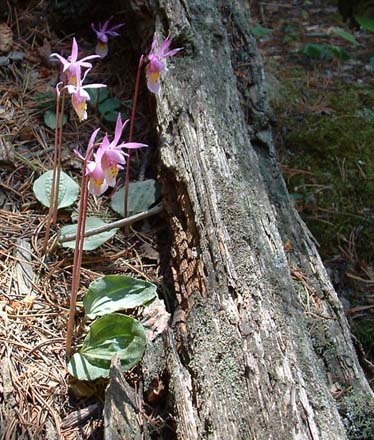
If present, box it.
[339,391,374,439]
[270,68,374,262]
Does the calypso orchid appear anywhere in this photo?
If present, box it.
[66,81,106,122]
[146,34,182,93]
[77,113,147,196]
[91,17,124,58]
[51,37,99,86]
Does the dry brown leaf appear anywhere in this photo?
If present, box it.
[141,297,170,341]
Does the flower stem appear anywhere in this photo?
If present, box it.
[42,88,65,253]
[52,89,65,223]
[124,54,144,227]
[65,148,93,358]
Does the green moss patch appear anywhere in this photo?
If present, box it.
[271,68,374,262]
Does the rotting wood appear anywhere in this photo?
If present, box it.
[104,355,142,440]
[120,0,373,439]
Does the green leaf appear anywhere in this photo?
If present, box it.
[60,217,118,251]
[68,314,147,380]
[102,111,120,122]
[111,179,161,217]
[332,28,359,46]
[33,170,79,209]
[83,275,157,319]
[68,353,110,381]
[250,25,272,38]
[299,43,325,59]
[87,87,109,107]
[44,110,67,129]
[98,98,122,117]
[327,44,350,61]
[355,15,374,32]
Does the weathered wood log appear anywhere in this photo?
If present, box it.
[104,355,142,440]
[119,0,373,439]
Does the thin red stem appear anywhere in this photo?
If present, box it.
[52,89,66,223]
[42,88,64,252]
[124,54,144,223]
[65,148,93,358]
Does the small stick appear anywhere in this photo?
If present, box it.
[124,55,144,226]
[59,203,163,244]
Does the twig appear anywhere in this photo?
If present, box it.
[59,203,163,244]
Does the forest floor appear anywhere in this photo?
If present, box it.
[252,0,374,369]
[0,0,373,439]
[0,1,165,439]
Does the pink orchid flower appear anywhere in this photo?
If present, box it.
[73,128,103,195]
[91,17,124,58]
[66,81,106,122]
[79,113,147,196]
[146,35,182,94]
[51,37,99,86]
[100,113,147,188]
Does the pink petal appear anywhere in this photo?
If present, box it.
[112,113,123,147]
[157,36,172,56]
[123,142,148,149]
[71,38,78,62]
[147,77,161,94]
[163,47,182,58]
[87,127,101,150]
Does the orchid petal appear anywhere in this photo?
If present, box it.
[50,53,68,65]
[150,38,157,54]
[105,30,120,37]
[158,36,172,56]
[95,41,108,58]
[79,55,101,63]
[88,127,101,150]
[162,47,182,58]
[147,76,161,93]
[108,23,124,32]
[112,113,123,147]
[71,38,78,62]
[123,142,148,149]
[82,83,107,89]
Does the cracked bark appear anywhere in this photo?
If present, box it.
[120,0,373,439]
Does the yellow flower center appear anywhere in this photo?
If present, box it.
[70,74,78,86]
[150,71,160,83]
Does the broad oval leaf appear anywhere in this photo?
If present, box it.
[60,217,118,251]
[68,314,146,380]
[111,179,161,217]
[250,25,272,38]
[68,353,110,381]
[84,275,157,319]
[332,28,359,46]
[33,170,79,209]
[44,110,67,129]
[355,15,374,32]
